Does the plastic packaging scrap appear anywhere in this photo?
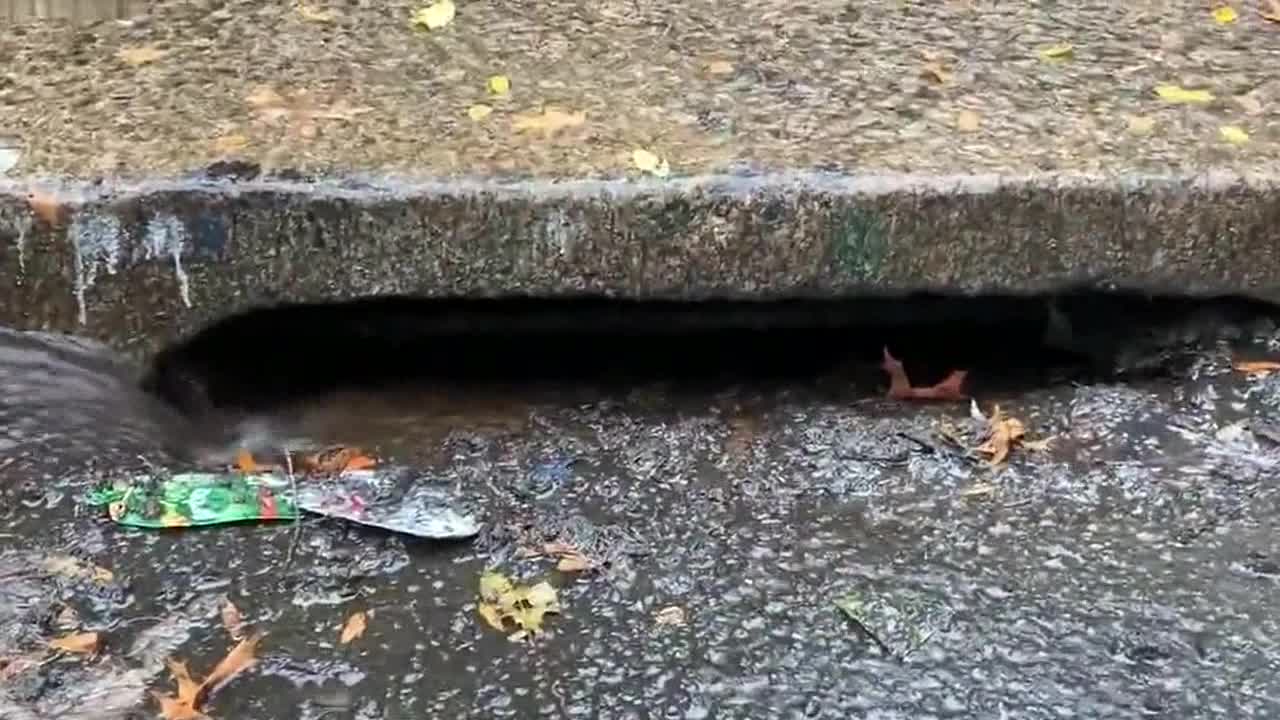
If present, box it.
[88,462,480,540]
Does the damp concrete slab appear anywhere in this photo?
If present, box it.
[1,0,1278,352]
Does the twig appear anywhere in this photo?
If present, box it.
[281,449,303,572]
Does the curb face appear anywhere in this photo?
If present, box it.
[1,171,1277,354]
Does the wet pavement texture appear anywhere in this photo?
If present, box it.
[7,323,1280,718]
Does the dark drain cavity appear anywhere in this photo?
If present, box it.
[140,292,1280,418]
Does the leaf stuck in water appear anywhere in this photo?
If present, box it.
[1211,5,1238,24]
[411,0,455,30]
[1234,359,1280,375]
[339,611,368,645]
[1219,125,1249,145]
[48,631,101,655]
[632,148,671,177]
[477,572,561,640]
[512,108,586,138]
[152,631,263,718]
[220,599,245,640]
[487,75,511,96]
[117,45,168,66]
[1154,85,1214,104]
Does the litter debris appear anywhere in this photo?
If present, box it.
[881,347,968,401]
[88,473,298,529]
[294,468,480,540]
[476,572,561,641]
[834,587,953,659]
[88,459,479,540]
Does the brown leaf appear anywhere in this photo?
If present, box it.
[117,45,168,66]
[956,109,981,132]
[43,555,114,584]
[921,61,953,84]
[339,611,368,645]
[1263,0,1280,22]
[542,541,594,572]
[48,631,101,655]
[305,447,378,474]
[26,190,64,228]
[512,108,587,138]
[976,405,1025,466]
[220,599,245,640]
[881,348,968,402]
[152,659,206,720]
[1235,359,1280,375]
[197,631,262,706]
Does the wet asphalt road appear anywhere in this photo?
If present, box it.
[6,331,1280,719]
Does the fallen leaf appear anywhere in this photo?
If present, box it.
[632,148,671,178]
[542,541,594,572]
[297,3,336,22]
[339,611,367,645]
[220,599,245,640]
[1126,115,1156,136]
[1212,5,1238,24]
[880,348,968,402]
[955,109,981,132]
[1038,43,1074,61]
[1234,359,1280,374]
[959,482,996,497]
[26,190,64,228]
[117,45,168,66]
[1155,85,1214,104]
[43,554,113,584]
[477,572,561,639]
[706,60,735,75]
[1264,0,1280,22]
[48,631,101,655]
[512,108,586,138]
[235,449,266,473]
[921,61,952,84]
[487,75,511,96]
[654,606,687,626]
[303,447,377,473]
[153,659,205,720]
[467,104,493,121]
[976,405,1026,466]
[411,0,455,30]
[211,134,249,155]
[1219,125,1249,145]
[196,631,262,707]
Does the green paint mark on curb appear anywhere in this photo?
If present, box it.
[831,208,887,282]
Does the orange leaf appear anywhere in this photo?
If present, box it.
[339,611,368,645]
[48,631,101,655]
[880,348,968,401]
[976,405,1026,466]
[153,659,206,720]
[196,631,262,706]
[235,449,264,473]
[304,447,377,473]
[26,190,63,228]
[1234,359,1280,375]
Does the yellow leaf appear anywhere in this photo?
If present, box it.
[511,108,586,138]
[117,46,168,66]
[477,603,507,631]
[411,0,455,30]
[479,572,513,602]
[1219,125,1249,145]
[297,3,335,22]
[467,104,493,121]
[706,60,735,75]
[1038,43,1074,61]
[48,631,101,655]
[1154,85,1214,104]
[339,611,367,645]
[1212,5,1238,24]
[476,573,561,638]
[955,109,981,132]
[486,75,510,96]
[1126,115,1156,136]
[632,148,671,178]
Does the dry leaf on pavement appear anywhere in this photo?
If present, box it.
[976,405,1025,466]
[48,631,101,655]
[512,109,586,138]
[152,632,262,720]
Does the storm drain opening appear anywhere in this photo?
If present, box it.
[141,290,1280,420]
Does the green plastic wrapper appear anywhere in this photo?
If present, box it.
[88,472,298,529]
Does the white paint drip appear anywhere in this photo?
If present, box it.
[69,213,124,325]
[145,213,192,309]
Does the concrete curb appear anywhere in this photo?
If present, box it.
[1,171,1277,353]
